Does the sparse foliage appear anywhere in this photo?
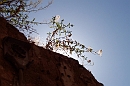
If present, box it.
[45,15,102,65]
[0,0,102,65]
[0,0,53,35]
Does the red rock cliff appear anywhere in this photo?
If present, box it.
[0,17,103,86]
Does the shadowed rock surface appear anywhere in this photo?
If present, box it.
[0,17,103,86]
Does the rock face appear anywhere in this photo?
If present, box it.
[0,17,103,86]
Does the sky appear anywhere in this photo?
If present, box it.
[29,0,130,86]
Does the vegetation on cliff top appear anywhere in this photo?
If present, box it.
[0,0,102,65]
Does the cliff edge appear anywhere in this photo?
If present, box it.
[0,17,103,86]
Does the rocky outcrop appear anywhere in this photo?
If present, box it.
[0,17,103,86]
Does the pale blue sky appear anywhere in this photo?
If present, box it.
[29,0,130,86]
